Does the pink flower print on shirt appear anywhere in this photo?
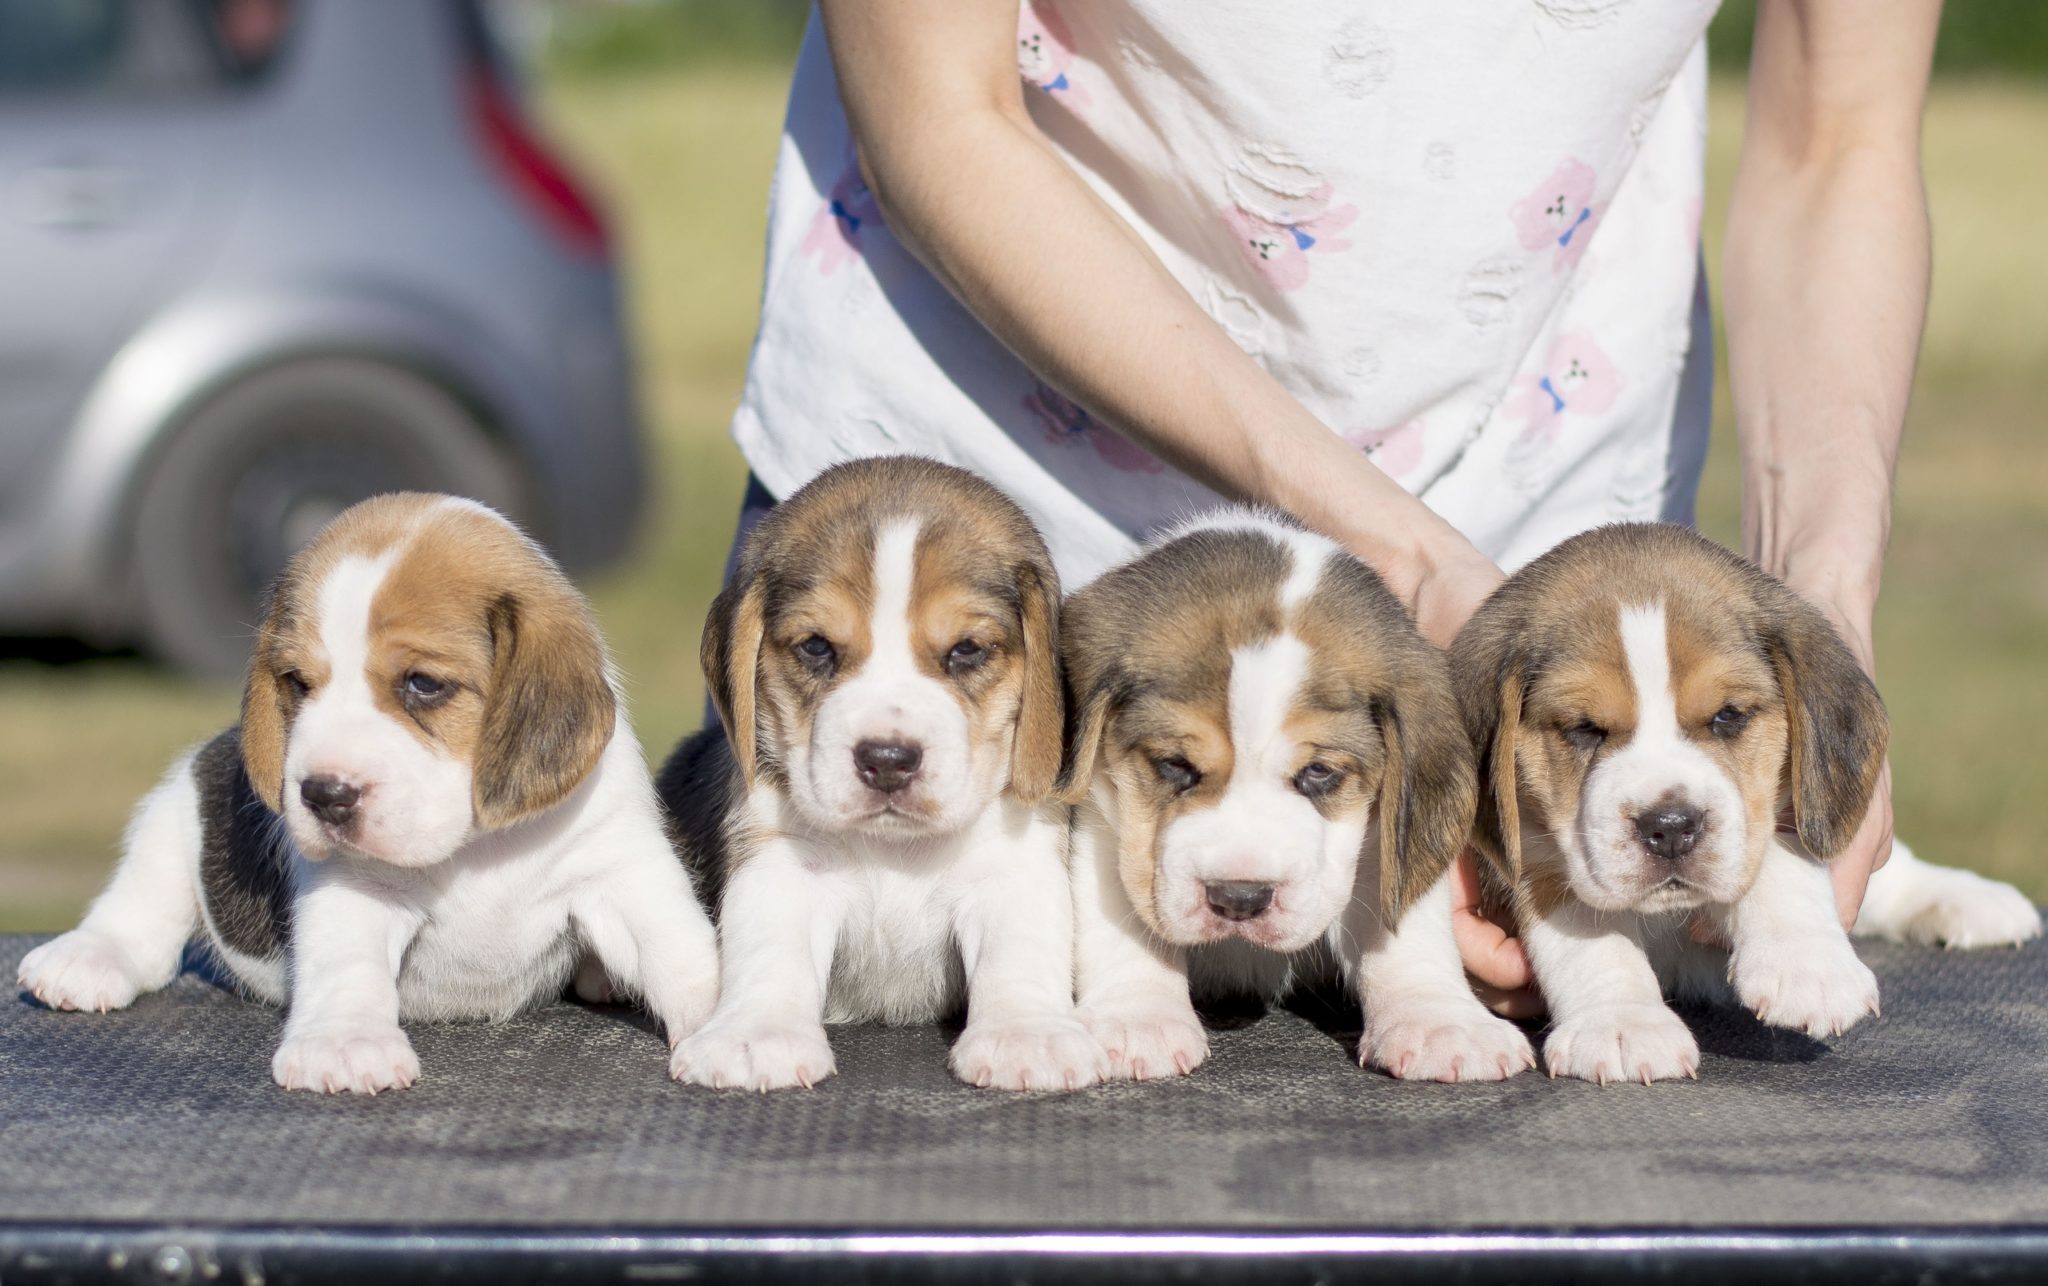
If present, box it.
[1511,158,1605,272]
[799,157,882,277]
[1343,419,1425,479]
[1024,379,1163,474]
[1507,333,1622,445]
[1223,184,1358,293]
[1018,3,1091,111]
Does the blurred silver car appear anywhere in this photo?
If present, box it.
[0,0,643,675]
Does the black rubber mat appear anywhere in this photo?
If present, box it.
[4,930,2045,1233]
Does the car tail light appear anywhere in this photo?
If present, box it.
[467,63,609,256]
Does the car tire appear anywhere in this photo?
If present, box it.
[129,357,524,679]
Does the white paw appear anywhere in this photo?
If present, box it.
[950,1014,1103,1092]
[670,1022,835,1091]
[1733,936,1880,1038]
[16,931,156,1013]
[1871,868,2042,950]
[1364,996,1537,1082]
[1080,1001,1208,1081]
[272,1025,420,1095]
[1544,1003,1700,1084]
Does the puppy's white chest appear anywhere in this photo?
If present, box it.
[391,850,582,1021]
[823,862,964,1025]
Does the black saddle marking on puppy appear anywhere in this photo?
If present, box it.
[195,727,295,961]
[656,724,742,922]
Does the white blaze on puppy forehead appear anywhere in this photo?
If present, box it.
[1226,634,1310,787]
[868,517,921,678]
[312,550,398,708]
[1618,600,1679,745]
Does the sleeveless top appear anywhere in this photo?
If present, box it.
[730,2,1719,584]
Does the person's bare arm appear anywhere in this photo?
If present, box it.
[1725,0,1942,929]
[817,0,1502,649]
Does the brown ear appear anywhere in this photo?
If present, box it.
[1008,559,1065,804]
[1469,669,1524,887]
[239,577,295,815]
[1451,603,1527,890]
[700,577,767,788]
[1054,669,1116,807]
[1374,654,1479,922]
[1766,596,1889,858]
[472,584,617,829]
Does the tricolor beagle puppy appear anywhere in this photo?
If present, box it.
[1061,510,1535,1082]
[1453,523,2038,1085]
[660,456,1096,1092]
[17,494,718,1093]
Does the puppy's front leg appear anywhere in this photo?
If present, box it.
[1719,840,1879,1038]
[271,871,425,1095]
[19,758,204,1013]
[670,841,840,1091]
[1070,799,1207,1081]
[949,799,1100,1092]
[1343,871,1534,1082]
[570,823,721,1049]
[1525,899,1698,1084]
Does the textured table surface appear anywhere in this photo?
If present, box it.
[3,931,2045,1232]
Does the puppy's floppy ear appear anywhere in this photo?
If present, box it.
[473,580,617,829]
[1450,610,1524,889]
[1764,593,1889,859]
[1055,666,1116,807]
[239,572,297,816]
[700,575,768,789]
[1008,558,1065,804]
[1373,643,1479,923]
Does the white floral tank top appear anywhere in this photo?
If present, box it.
[730,2,1720,584]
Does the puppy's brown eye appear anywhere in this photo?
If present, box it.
[795,634,837,675]
[1564,720,1606,752]
[945,639,987,675]
[402,672,453,708]
[280,670,310,699]
[1153,756,1200,793]
[1710,706,1752,738]
[1293,761,1342,798]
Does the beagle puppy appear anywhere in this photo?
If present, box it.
[1061,510,1535,1082]
[661,456,1095,1092]
[1454,522,2035,1085]
[17,494,718,1093]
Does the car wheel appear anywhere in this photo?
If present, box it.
[129,357,524,678]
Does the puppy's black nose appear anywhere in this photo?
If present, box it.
[300,775,363,825]
[1635,803,1704,861]
[854,740,923,793]
[1205,881,1275,922]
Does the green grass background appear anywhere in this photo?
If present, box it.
[2,19,2043,931]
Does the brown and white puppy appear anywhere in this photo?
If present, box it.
[1061,509,1534,1082]
[1455,522,2035,1085]
[661,456,1095,1092]
[18,494,718,1093]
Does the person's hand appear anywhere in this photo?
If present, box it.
[1448,848,1544,1018]
[1827,757,1893,932]
[1791,589,1893,932]
[1411,543,1504,650]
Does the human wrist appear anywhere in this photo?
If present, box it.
[1753,520,1882,645]
[1744,461,1888,627]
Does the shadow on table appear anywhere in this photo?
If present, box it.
[1262,983,1828,1069]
